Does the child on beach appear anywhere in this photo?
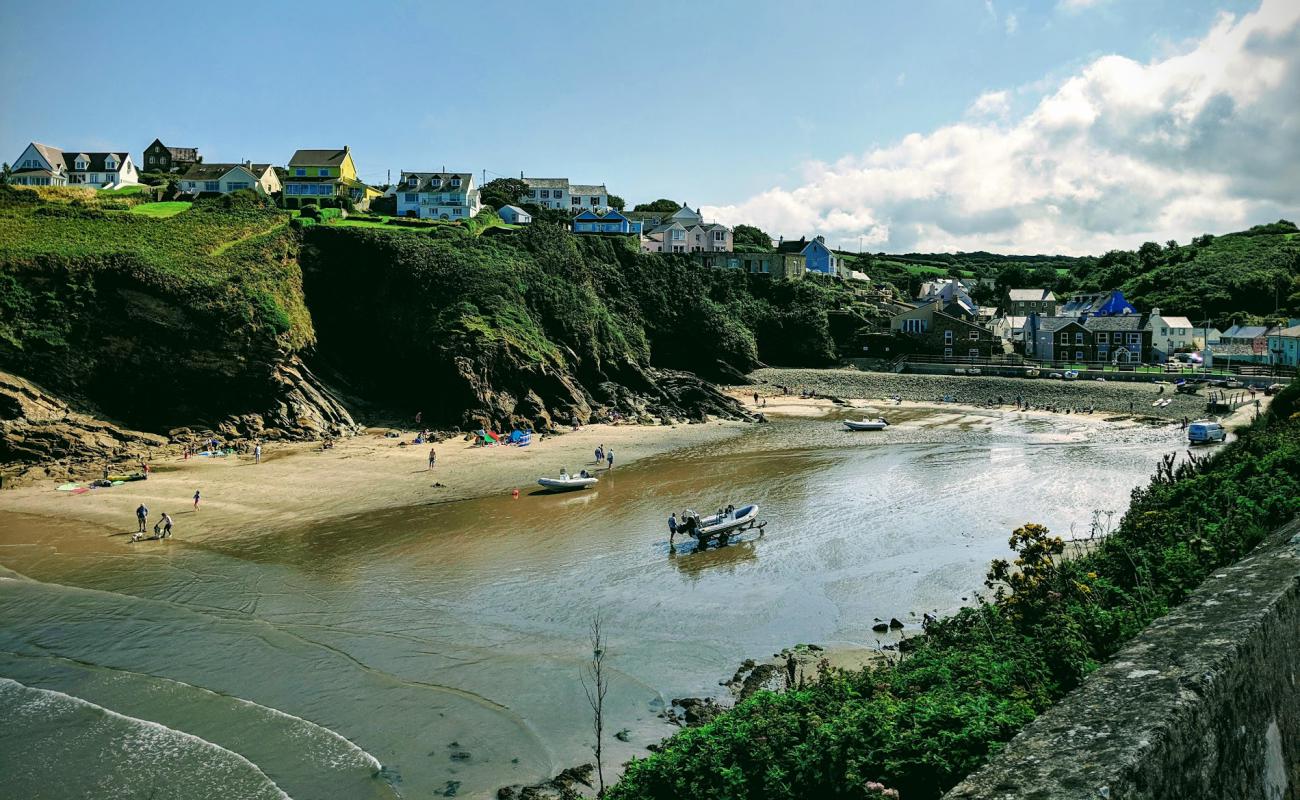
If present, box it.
[193,490,201,510]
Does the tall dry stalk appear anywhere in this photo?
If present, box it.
[580,613,609,796]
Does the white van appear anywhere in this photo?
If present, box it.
[1187,421,1226,445]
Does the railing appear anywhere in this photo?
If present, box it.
[894,353,1292,382]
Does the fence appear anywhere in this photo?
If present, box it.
[894,353,1293,383]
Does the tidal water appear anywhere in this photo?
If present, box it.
[0,408,1185,799]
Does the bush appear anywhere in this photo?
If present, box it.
[299,203,320,220]
[369,195,396,216]
[289,216,316,229]
[317,207,342,223]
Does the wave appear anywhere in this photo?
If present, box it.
[0,677,293,800]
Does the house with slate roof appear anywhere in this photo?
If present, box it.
[776,235,841,276]
[635,205,732,253]
[284,146,380,209]
[522,177,611,212]
[1266,322,1300,368]
[1059,290,1137,317]
[1144,308,1197,361]
[179,162,281,196]
[1022,313,1152,362]
[395,171,481,220]
[1006,288,1057,317]
[7,142,139,188]
[143,138,200,173]
[572,209,641,235]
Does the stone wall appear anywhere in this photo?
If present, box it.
[945,518,1300,800]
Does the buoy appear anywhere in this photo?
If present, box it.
[511,488,519,499]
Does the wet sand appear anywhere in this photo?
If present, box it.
[0,420,748,539]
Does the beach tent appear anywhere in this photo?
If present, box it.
[509,430,532,446]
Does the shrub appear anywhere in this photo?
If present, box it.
[316,207,342,223]
[299,203,320,220]
[289,216,316,229]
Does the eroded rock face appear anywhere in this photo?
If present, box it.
[215,356,357,440]
[0,370,168,484]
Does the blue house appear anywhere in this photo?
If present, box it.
[572,209,642,235]
[776,235,840,276]
[1059,290,1137,317]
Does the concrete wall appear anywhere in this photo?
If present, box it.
[945,518,1300,800]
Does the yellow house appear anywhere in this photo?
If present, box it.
[283,146,380,209]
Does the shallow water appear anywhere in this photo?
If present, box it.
[0,408,1185,798]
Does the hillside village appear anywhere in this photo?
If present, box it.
[5,137,1300,373]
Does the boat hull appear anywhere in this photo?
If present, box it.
[844,420,888,431]
[537,477,598,492]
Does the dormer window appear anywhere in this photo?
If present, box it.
[407,175,418,186]
[75,159,88,170]
[431,178,441,188]
[105,158,117,170]
[450,178,460,187]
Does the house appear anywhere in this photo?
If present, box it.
[695,251,806,279]
[179,162,281,196]
[889,303,1000,358]
[498,205,531,225]
[632,205,732,253]
[142,139,199,173]
[7,142,139,188]
[1219,324,1270,345]
[284,146,380,209]
[1144,309,1197,361]
[1266,323,1300,368]
[522,177,611,212]
[910,278,979,321]
[572,209,642,235]
[995,315,1028,344]
[1059,290,1137,317]
[1022,313,1152,363]
[1006,288,1057,317]
[394,171,481,220]
[776,235,841,276]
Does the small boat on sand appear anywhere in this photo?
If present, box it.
[844,418,889,431]
[678,505,764,550]
[537,472,598,492]
[1062,370,1080,381]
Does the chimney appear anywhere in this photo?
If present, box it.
[344,145,350,152]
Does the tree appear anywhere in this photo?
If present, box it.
[632,198,681,212]
[480,177,529,210]
[0,162,11,185]
[607,194,625,211]
[732,224,773,250]
[580,614,609,796]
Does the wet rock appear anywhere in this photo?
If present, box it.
[890,618,905,629]
[449,750,471,761]
[615,728,631,742]
[672,697,726,726]
[872,622,890,632]
[497,789,517,800]
[441,780,460,796]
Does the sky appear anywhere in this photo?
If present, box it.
[1,0,1296,255]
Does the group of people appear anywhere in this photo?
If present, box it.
[667,504,736,544]
[132,503,173,542]
[593,444,615,470]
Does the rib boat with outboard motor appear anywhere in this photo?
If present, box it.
[843,417,889,431]
[675,504,765,550]
[537,468,598,492]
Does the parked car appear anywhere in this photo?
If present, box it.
[1188,420,1227,445]
[1264,383,1286,396]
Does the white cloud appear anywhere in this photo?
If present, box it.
[702,0,1300,255]
[1005,12,1019,34]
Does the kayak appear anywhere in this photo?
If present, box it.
[537,475,598,492]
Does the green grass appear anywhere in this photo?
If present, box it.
[129,201,192,218]
[96,185,149,197]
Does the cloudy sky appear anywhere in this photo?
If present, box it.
[1,0,1295,255]
[703,0,1300,254]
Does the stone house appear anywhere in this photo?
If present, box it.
[776,235,840,276]
[694,251,806,279]
[143,138,200,173]
[1006,288,1057,317]
[890,302,1000,358]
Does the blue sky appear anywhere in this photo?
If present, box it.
[2,0,1294,253]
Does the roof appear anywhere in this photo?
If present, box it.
[569,183,606,196]
[31,142,66,171]
[1008,288,1056,302]
[1159,316,1195,329]
[1083,315,1146,332]
[181,163,273,181]
[288,148,350,167]
[1034,316,1087,333]
[1272,324,1300,338]
[500,204,529,216]
[776,237,808,254]
[1222,324,1268,339]
[523,177,568,189]
[396,171,473,193]
[66,152,130,171]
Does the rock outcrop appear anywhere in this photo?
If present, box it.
[210,356,357,440]
[0,370,168,484]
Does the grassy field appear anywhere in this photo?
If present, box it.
[95,185,149,197]
[129,201,192,218]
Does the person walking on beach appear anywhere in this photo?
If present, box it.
[668,512,678,544]
[605,449,615,470]
[160,513,173,538]
[193,490,201,511]
[135,503,149,533]
[254,443,262,465]
[428,447,437,470]
[595,445,604,466]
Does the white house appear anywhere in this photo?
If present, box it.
[8,142,139,188]
[522,177,610,212]
[179,162,281,196]
[1145,309,1197,361]
[497,205,532,225]
[395,171,481,220]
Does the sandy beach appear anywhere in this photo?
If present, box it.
[0,420,748,538]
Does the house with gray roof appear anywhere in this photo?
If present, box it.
[395,171,481,220]
[1005,288,1057,317]
[1022,313,1152,363]
[636,205,732,253]
[8,142,139,188]
[179,162,281,196]
[521,177,611,212]
[143,138,200,173]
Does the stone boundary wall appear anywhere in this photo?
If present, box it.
[945,518,1300,800]
[902,361,1284,388]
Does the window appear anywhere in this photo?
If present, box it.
[227,182,249,191]
[944,347,953,358]
[407,176,418,186]
[1075,332,1084,344]
[590,197,600,205]
[450,178,460,187]
[75,160,88,170]
[540,190,550,198]
[453,207,463,216]
[185,181,196,189]
[969,330,979,340]
[403,193,417,202]
[295,168,305,176]
[572,196,581,205]
[1075,351,1084,361]
[944,330,953,345]
[1060,333,1069,344]
[317,168,329,177]
[969,349,979,358]
[671,229,685,240]
[1097,332,1108,344]
[431,178,440,188]
[148,155,156,164]
[713,230,724,241]
[204,181,219,191]
[1161,327,1168,335]
[528,189,536,197]
[1128,333,1140,344]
